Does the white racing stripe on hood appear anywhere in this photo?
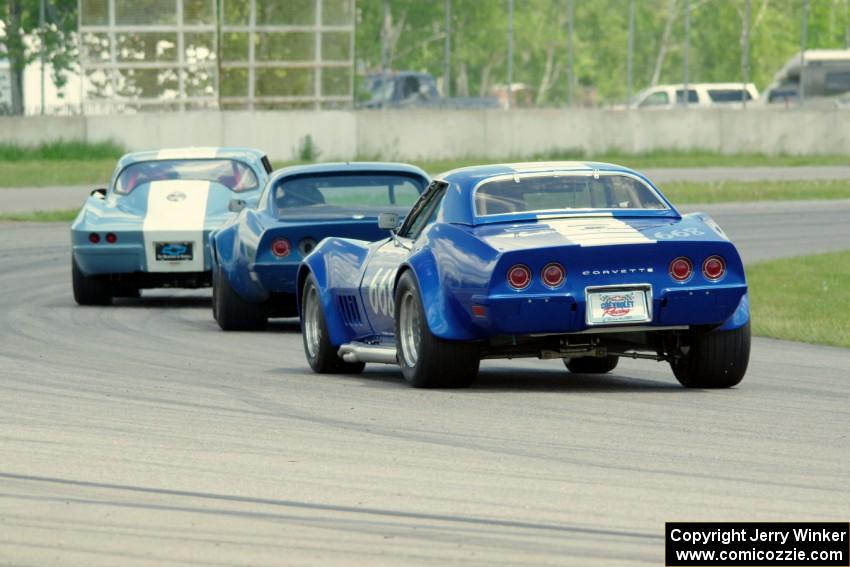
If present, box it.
[143,180,211,272]
[546,217,655,247]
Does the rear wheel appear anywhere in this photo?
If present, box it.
[72,257,112,306]
[565,356,619,374]
[213,264,267,330]
[301,275,364,374]
[671,323,750,388]
[394,271,479,388]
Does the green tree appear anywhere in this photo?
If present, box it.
[1,0,77,114]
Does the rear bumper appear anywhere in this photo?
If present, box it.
[73,244,147,275]
[72,230,213,275]
[468,283,747,336]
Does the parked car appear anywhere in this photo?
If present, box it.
[210,162,429,330]
[632,83,759,108]
[762,49,850,104]
[297,162,750,389]
[360,71,500,109]
[71,147,272,305]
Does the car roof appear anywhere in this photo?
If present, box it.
[270,161,429,181]
[438,161,675,225]
[117,147,267,168]
[439,161,636,184]
[649,82,757,90]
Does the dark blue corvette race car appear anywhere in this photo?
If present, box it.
[297,162,750,389]
[210,162,429,329]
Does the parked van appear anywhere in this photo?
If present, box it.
[632,83,759,109]
[763,49,850,104]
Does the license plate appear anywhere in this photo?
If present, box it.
[586,287,651,325]
[155,241,194,261]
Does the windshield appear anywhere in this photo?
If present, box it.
[115,159,259,194]
[273,173,427,218]
[474,173,667,216]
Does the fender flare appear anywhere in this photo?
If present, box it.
[395,248,480,341]
[297,238,372,347]
[714,292,750,332]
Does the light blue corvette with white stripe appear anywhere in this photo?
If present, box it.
[70,147,272,305]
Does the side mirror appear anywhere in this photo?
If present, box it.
[91,188,107,198]
[378,212,399,231]
[228,199,247,213]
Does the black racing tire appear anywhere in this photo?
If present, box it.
[394,271,479,388]
[565,356,619,374]
[112,286,141,299]
[212,264,268,331]
[72,257,112,306]
[300,275,364,374]
[671,322,751,388]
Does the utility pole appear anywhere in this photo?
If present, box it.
[682,0,691,108]
[507,0,514,109]
[567,0,574,106]
[444,0,451,98]
[40,0,46,114]
[800,0,809,106]
[380,0,389,108]
[742,0,750,108]
[626,0,628,105]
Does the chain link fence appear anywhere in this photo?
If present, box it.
[72,0,850,113]
[78,0,354,111]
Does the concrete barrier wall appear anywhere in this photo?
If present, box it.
[1,108,848,160]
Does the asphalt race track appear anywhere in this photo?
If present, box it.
[1,202,849,566]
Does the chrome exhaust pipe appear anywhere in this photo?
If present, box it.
[338,343,398,364]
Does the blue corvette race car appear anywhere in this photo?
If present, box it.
[210,162,429,330]
[297,162,750,389]
[71,147,272,305]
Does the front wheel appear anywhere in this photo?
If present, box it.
[72,257,112,306]
[301,275,364,374]
[394,271,479,388]
[670,322,751,388]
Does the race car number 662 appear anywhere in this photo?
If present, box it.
[654,227,704,240]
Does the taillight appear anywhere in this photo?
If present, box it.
[702,255,726,281]
[88,233,100,244]
[507,264,532,290]
[106,233,117,244]
[669,257,693,282]
[541,262,566,288]
[271,238,291,258]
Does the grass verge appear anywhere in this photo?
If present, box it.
[661,180,850,204]
[413,150,850,174]
[0,160,116,188]
[0,209,78,222]
[0,141,125,161]
[2,145,850,188]
[748,250,850,348]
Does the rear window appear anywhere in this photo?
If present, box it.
[474,174,667,217]
[115,159,259,194]
[708,89,753,102]
[273,173,426,218]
